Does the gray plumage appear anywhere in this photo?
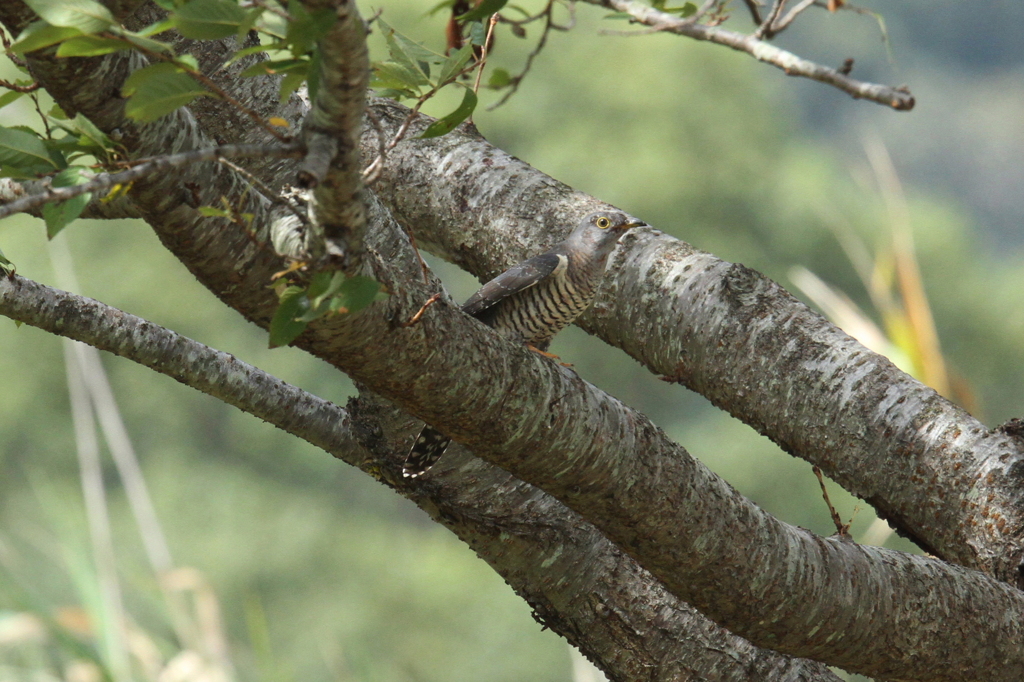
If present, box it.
[403,210,645,478]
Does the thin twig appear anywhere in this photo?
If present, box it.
[741,0,763,24]
[217,157,310,227]
[0,27,27,68]
[0,143,303,221]
[399,293,442,327]
[405,225,431,284]
[772,0,816,31]
[28,92,52,138]
[362,59,479,183]
[753,0,786,39]
[0,79,41,93]
[813,466,850,537]
[592,0,914,110]
[471,14,500,98]
[489,0,561,110]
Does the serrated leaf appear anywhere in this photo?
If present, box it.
[0,126,60,172]
[286,0,336,57]
[10,21,83,53]
[376,18,442,85]
[437,43,474,85]
[43,166,92,238]
[330,275,385,314]
[172,0,248,40]
[269,286,309,348]
[56,35,129,57]
[458,0,507,23]
[372,60,426,92]
[23,0,115,34]
[420,88,477,138]
[122,63,211,121]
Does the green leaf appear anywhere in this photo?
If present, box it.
[458,0,507,23]
[437,43,474,85]
[371,61,426,93]
[420,88,477,138]
[468,20,488,46]
[306,47,322,102]
[285,0,336,57]
[306,270,339,301]
[0,91,25,110]
[651,0,697,16]
[10,21,83,53]
[0,247,15,277]
[42,166,92,238]
[197,206,231,217]
[172,0,249,40]
[68,114,115,153]
[55,34,129,57]
[0,126,61,173]
[268,286,309,348]
[121,63,211,121]
[377,18,443,84]
[329,276,386,314]
[119,30,176,55]
[278,70,307,103]
[487,67,511,89]
[136,17,177,37]
[23,0,115,34]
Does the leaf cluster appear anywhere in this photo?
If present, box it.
[370,18,485,138]
[269,271,387,348]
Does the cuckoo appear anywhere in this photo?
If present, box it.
[403,210,645,478]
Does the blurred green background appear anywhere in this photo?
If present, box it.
[2,2,1023,681]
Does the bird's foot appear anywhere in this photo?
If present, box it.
[527,345,573,367]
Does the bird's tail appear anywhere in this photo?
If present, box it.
[403,426,452,478]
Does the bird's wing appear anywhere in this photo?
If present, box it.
[462,252,566,318]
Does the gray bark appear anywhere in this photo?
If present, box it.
[2,2,1024,680]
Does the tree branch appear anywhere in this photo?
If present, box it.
[361,98,1024,585]
[589,0,914,110]
[0,273,840,682]
[298,0,370,266]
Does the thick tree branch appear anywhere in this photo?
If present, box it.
[7,7,1023,680]
[297,0,370,266]
[362,98,1024,585]
[0,274,840,682]
[589,0,914,110]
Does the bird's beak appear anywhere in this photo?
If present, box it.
[618,219,646,232]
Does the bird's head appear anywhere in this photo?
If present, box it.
[568,210,646,259]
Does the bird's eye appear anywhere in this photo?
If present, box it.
[596,217,611,229]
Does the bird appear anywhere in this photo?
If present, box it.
[403,210,646,478]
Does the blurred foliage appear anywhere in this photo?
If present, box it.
[2,1,1024,681]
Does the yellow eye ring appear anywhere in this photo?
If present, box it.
[596,217,611,229]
